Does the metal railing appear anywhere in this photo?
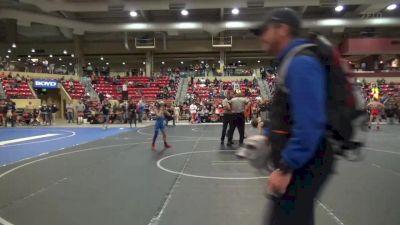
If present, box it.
[0,83,6,99]
[257,78,271,99]
[80,77,99,102]
[176,78,189,104]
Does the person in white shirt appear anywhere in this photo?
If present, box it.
[174,104,180,123]
[227,92,249,146]
[189,103,198,124]
[122,83,128,92]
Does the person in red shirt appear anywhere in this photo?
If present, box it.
[367,98,385,130]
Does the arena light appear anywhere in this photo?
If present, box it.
[257,60,261,63]
[387,4,397,11]
[5,55,9,58]
[201,61,204,64]
[106,62,109,65]
[88,62,91,65]
[59,57,62,61]
[225,21,247,28]
[181,9,189,16]
[28,55,31,58]
[380,60,384,64]
[49,54,53,58]
[71,54,75,58]
[130,11,138,17]
[335,5,344,12]
[7,49,11,53]
[124,23,147,29]
[11,43,16,48]
[318,19,345,26]
[63,50,68,55]
[17,58,21,61]
[122,62,126,65]
[232,8,240,15]
[175,22,200,29]
[161,61,165,65]
[143,61,146,65]
[69,62,73,66]
[180,61,184,64]
[238,60,241,63]
[31,49,35,53]
[218,60,221,63]
[100,56,104,60]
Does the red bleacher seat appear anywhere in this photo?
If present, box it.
[62,81,86,99]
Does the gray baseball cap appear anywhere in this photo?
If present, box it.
[251,8,302,36]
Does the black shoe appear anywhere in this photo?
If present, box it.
[220,141,224,145]
[227,142,234,147]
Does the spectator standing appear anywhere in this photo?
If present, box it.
[0,100,6,126]
[51,103,58,124]
[39,104,48,126]
[174,104,180,123]
[66,101,74,123]
[128,100,137,128]
[102,100,111,130]
[189,102,197,123]
[46,104,53,126]
[76,101,86,125]
[138,100,145,123]
[259,98,270,121]
[5,100,16,127]
[121,100,129,123]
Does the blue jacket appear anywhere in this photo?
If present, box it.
[271,38,327,170]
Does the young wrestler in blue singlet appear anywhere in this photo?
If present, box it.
[151,102,172,151]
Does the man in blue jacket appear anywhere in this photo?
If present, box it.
[253,8,335,225]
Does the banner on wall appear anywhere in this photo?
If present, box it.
[33,80,58,89]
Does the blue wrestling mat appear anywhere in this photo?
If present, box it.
[0,127,136,166]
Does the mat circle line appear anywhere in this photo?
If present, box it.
[157,150,269,180]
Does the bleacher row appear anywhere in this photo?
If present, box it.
[362,83,400,99]
[62,81,86,100]
[91,76,178,103]
[1,75,178,104]
[1,79,34,99]
[187,81,260,105]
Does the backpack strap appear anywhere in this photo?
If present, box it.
[277,43,317,94]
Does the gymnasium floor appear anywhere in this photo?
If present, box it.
[0,124,399,225]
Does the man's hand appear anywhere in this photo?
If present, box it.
[267,169,293,195]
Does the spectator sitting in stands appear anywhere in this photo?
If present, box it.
[15,74,22,83]
[68,79,74,88]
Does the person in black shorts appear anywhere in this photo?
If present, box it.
[102,100,111,130]
[220,91,233,145]
[128,99,137,128]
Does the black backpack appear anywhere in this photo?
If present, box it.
[278,33,368,160]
